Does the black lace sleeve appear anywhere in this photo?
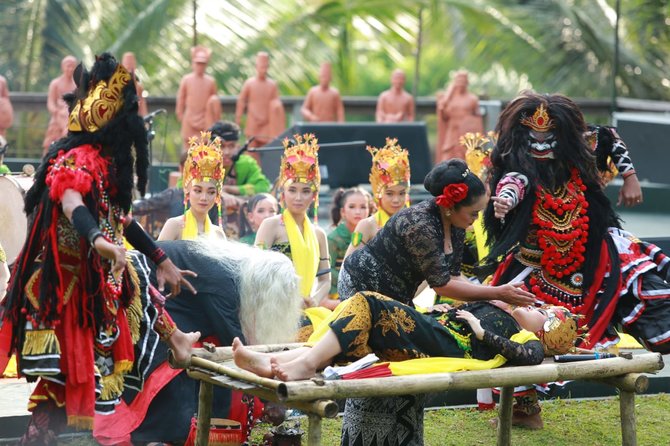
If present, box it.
[482,331,544,366]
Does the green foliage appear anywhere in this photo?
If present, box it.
[2,0,670,159]
[3,0,669,99]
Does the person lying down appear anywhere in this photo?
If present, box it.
[233,291,580,381]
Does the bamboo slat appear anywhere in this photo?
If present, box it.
[276,353,663,402]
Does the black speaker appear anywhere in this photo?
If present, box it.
[612,112,670,185]
[254,122,432,188]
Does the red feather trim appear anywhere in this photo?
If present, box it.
[46,145,109,203]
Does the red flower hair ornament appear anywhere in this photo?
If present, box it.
[436,183,469,208]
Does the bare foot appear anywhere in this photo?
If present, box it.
[232,337,274,378]
[270,356,317,382]
[169,330,201,364]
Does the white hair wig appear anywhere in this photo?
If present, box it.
[190,239,303,344]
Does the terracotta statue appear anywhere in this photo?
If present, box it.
[42,55,77,153]
[301,62,344,122]
[0,75,13,137]
[176,46,218,150]
[375,69,415,123]
[235,52,285,149]
[205,94,222,129]
[121,52,148,117]
[436,70,483,163]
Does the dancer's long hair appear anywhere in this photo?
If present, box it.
[192,239,303,344]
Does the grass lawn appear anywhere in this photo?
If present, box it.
[57,393,670,446]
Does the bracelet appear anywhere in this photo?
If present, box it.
[87,228,104,245]
[124,219,168,264]
[622,170,637,179]
[149,247,168,265]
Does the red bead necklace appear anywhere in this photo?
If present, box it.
[530,168,589,283]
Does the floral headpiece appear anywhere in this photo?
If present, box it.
[461,131,496,181]
[436,180,469,209]
[279,133,321,190]
[68,63,132,133]
[367,138,411,204]
[535,306,584,355]
[183,131,225,199]
[521,103,555,133]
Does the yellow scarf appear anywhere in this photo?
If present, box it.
[473,213,489,260]
[373,208,392,228]
[283,209,319,298]
[181,208,212,241]
[386,330,538,375]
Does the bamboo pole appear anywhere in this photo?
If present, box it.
[276,353,663,402]
[187,370,340,418]
[193,343,304,363]
[188,356,281,390]
[599,373,649,393]
[169,343,304,368]
[620,390,637,446]
[307,413,323,446]
[497,387,514,446]
[195,381,213,446]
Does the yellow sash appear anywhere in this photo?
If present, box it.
[473,214,489,260]
[373,208,391,228]
[283,209,319,298]
[387,330,538,375]
[181,208,212,241]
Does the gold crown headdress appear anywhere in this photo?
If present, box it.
[461,131,496,181]
[279,134,321,190]
[68,63,132,133]
[367,138,411,203]
[535,306,584,355]
[520,103,555,133]
[183,131,225,197]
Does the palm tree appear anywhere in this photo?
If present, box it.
[3,0,669,158]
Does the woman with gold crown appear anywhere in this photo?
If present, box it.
[255,134,336,310]
[158,131,227,241]
[344,138,410,257]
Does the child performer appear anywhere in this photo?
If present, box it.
[327,187,371,298]
[238,193,279,245]
[158,131,227,241]
[255,134,335,309]
[344,138,410,257]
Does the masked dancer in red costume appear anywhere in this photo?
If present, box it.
[483,91,670,428]
[0,53,198,444]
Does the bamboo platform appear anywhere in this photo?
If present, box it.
[177,346,664,446]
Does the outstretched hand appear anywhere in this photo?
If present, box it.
[156,258,197,297]
[495,282,535,307]
[94,238,127,278]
